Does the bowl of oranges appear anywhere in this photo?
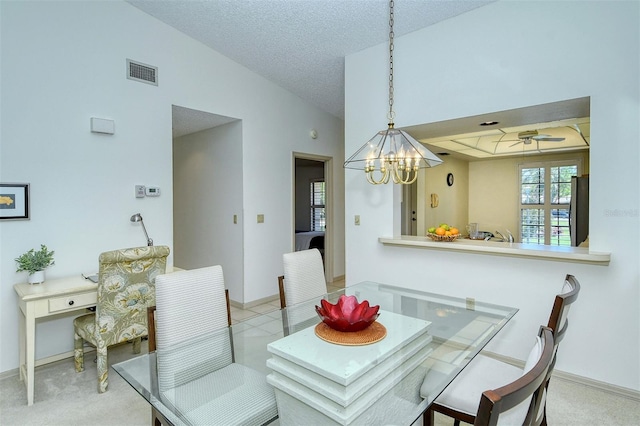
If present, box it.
[427,224,461,242]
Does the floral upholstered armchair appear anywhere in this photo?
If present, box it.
[74,245,170,393]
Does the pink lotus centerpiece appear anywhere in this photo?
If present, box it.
[315,295,380,332]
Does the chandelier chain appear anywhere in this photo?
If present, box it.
[343,0,443,184]
[388,0,395,122]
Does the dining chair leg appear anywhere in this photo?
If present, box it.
[423,407,435,426]
[152,407,160,426]
[151,403,174,425]
[96,343,108,393]
[73,333,84,372]
[133,336,141,354]
[541,383,549,426]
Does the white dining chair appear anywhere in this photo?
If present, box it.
[423,326,555,426]
[278,248,328,335]
[153,266,278,425]
[539,274,580,424]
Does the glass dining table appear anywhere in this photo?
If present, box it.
[113,281,518,426]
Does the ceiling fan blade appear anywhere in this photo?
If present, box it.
[534,137,565,142]
[530,133,565,142]
[570,124,589,145]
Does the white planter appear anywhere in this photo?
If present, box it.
[28,270,45,284]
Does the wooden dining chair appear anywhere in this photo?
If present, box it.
[475,326,555,426]
[539,274,580,424]
[152,266,278,426]
[423,275,580,426]
[424,326,555,426]
[278,249,328,334]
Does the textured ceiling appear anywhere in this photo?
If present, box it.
[172,106,237,138]
[127,0,495,120]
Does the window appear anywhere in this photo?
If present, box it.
[310,179,325,231]
[520,161,579,246]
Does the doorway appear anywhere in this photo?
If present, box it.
[401,181,418,236]
[293,154,333,281]
[171,105,244,301]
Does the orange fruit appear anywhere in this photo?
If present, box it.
[450,227,459,235]
[445,230,452,236]
[435,227,446,236]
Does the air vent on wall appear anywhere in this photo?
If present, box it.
[126,59,158,86]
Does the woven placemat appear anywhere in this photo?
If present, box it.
[314,321,387,346]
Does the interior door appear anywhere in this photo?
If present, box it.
[401,181,418,235]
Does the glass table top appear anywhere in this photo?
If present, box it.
[113,281,517,426]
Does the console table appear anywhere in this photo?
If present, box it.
[14,267,181,406]
[14,275,98,406]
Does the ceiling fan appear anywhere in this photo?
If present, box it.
[507,130,566,147]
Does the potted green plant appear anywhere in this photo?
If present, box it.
[16,244,55,284]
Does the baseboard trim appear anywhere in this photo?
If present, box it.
[229,294,280,310]
[330,274,345,283]
[35,349,95,367]
[0,347,97,380]
[482,350,640,402]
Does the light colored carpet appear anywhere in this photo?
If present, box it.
[0,342,150,426]
[1,342,639,426]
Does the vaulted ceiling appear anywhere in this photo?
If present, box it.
[127,0,495,119]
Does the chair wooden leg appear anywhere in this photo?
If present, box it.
[73,333,84,372]
[541,381,550,426]
[430,403,475,426]
[152,407,161,426]
[151,406,173,426]
[423,407,435,426]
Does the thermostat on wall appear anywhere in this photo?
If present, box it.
[145,186,161,197]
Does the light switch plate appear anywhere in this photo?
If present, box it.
[355,215,360,226]
[257,214,264,223]
[466,297,475,311]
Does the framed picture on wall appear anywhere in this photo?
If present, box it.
[0,183,30,220]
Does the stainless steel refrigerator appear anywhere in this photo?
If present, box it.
[570,175,589,246]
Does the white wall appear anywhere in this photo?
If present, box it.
[419,156,470,235]
[0,1,344,373]
[173,121,244,302]
[345,0,639,391]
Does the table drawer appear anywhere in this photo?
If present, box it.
[48,292,97,313]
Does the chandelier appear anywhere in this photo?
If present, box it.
[344,0,442,185]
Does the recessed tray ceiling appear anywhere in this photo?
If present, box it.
[402,97,590,160]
